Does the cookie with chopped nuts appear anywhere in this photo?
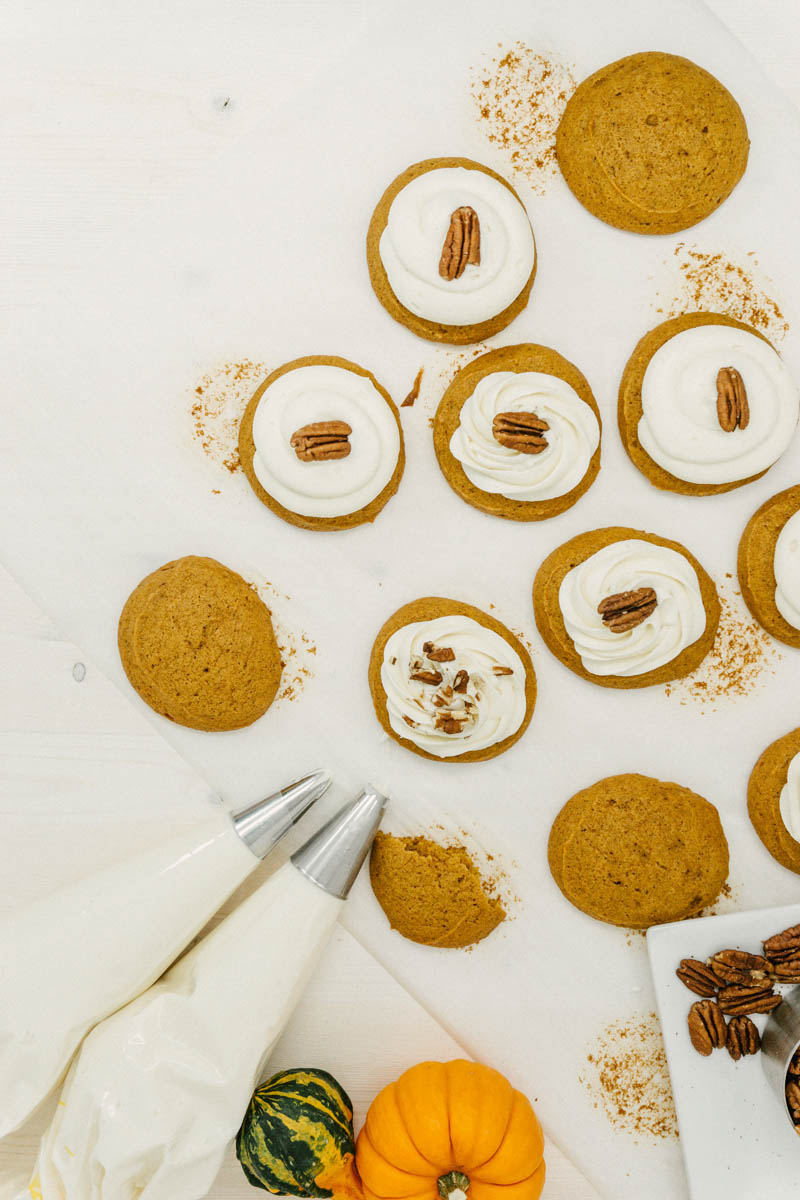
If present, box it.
[533,526,719,689]
[366,157,537,345]
[738,485,800,648]
[548,773,729,928]
[432,343,602,521]
[618,312,781,496]
[238,355,404,532]
[368,596,535,764]
[118,556,282,732]
[747,726,800,875]
[556,52,749,235]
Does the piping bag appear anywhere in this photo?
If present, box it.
[0,769,331,1139]
[31,785,387,1200]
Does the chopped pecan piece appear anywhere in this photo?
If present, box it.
[492,665,514,676]
[439,206,480,280]
[764,923,800,961]
[688,999,727,1056]
[788,1050,800,1078]
[709,949,772,985]
[597,587,658,633]
[717,983,782,1016]
[423,642,456,662]
[726,1015,760,1061]
[452,669,469,693]
[409,669,443,685]
[435,715,464,735]
[402,715,417,728]
[676,958,723,997]
[787,1080,800,1123]
[492,411,550,455]
[716,366,749,432]
[290,420,352,462]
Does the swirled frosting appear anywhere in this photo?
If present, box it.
[380,614,527,757]
[774,509,800,630]
[378,166,535,326]
[637,325,799,484]
[448,370,600,501]
[558,539,707,677]
[779,751,800,842]
[251,365,400,518]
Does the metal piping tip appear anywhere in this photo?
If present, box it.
[291,784,387,900]
[231,769,332,860]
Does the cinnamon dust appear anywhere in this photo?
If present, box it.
[190,359,268,475]
[471,43,575,191]
[581,1013,678,1140]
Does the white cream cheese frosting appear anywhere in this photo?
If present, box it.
[251,364,400,518]
[380,614,527,757]
[637,325,799,484]
[378,166,535,326]
[448,370,600,501]
[774,509,800,630]
[779,751,800,843]
[558,539,707,677]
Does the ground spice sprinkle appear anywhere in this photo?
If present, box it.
[581,1013,678,1141]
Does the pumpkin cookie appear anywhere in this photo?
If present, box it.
[533,526,718,689]
[239,356,404,532]
[433,343,601,521]
[368,597,535,763]
[118,556,281,731]
[619,313,798,495]
[548,773,729,928]
[556,51,749,235]
[369,832,505,949]
[366,157,536,345]
[738,485,800,648]
[748,727,800,874]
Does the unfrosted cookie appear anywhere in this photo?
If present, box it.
[738,485,800,648]
[366,157,536,345]
[556,51,749,235]
[548,773,729,928]
[533,526,719,689]
[368,597,535,763]
[369,832,505,949]
[618,312,798,496]
[433,343,601,521]
[118,556,281,731]
[748,727,800,875]
[239,356,404,532]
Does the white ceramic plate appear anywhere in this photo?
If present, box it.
[648,904,800,1199]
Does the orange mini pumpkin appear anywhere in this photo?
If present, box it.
[355,1061,545,1200]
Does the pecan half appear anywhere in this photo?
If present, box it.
[409,669,443,685]
[688,999,727,1056]
[764,923,800,961]
[726,1015,760,1061]
[787,1080,800,1123]
[717,983,782,1016]
[716,366,749,432]
[423,642,456,662]
[789,1050,800,1078]
[439,206,480,280]
[453,669,469,693]
[676,958,723,997]
[709,949,772,986]
[290,420,352,462]
[770,953,800,983]
[492,411,550,455]
[597,587,658,633]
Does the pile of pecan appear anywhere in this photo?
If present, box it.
[401,641,513,737]
[677,922,800,1109]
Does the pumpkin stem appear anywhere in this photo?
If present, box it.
[437,1172,471,1200]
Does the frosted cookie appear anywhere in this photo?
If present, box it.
[748,727,800,875]
[619,313,798,495]
[738,485,800,648]
[556,51,749,235]
[369,832,505,949]
[118,556,281,732]
[368,597,535,763]
[239,356,404,531]
[366,157,536,344]
[433,343,601,520]
[533,526,719,689]
[548,774,729,928]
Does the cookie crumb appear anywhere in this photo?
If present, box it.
[402,367,424,407]
[581,1013,678,1140]
[190,360,269,474]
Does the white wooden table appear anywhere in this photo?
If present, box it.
[1,4,798,1198]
